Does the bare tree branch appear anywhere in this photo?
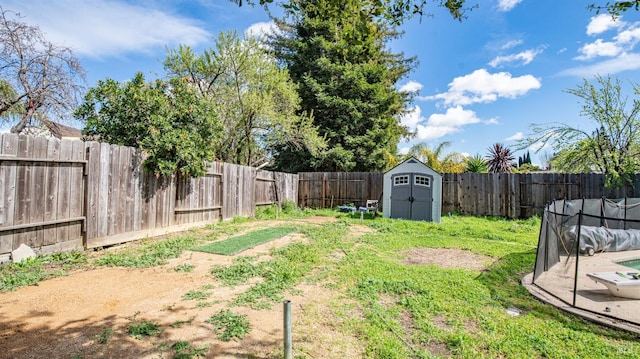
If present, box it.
[0,6,86,132]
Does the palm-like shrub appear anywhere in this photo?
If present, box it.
[464,154,488,173]
[486,143,515,173]
[407,141,466,173]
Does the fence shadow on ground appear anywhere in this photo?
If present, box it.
[0,309,283,359]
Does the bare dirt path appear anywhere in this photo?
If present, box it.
[0,217,367,359]
[0,216,487,359]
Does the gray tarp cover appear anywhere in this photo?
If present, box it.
[564,225,640,253]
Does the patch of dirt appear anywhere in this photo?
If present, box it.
[0,216,362,359]
[400,248,496,272]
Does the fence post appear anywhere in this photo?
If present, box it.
[283,300,292,359]
[573,210,582,307]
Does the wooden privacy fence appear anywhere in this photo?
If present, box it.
[298,172,383,209]
[297,172,640,218]
[0,134,298,261]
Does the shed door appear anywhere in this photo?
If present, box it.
[390,173,434,221]
[411,174,433,221]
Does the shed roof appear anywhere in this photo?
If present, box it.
[384,156,441,176]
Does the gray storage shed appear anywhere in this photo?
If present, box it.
[383,157,442,222]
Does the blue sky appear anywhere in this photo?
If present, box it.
[4,0,640,166]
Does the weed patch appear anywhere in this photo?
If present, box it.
[0,251,88,292]
[210,256,264,286]
[182,290,212,301]
[170,317,195,328]
[94,327,114,345]
[206,309,251,342]
[175,263,195,272]
[94,236,199,268]
[172,341,208,359]
[127,312,162,339]
[128,321,161,339]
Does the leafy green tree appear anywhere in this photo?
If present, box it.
[588,1,640,17]
[76,73,222,177]
[464,154,488,173]
[523,75,640,188]
[406,142,465,173]
[515,163,541,173]
[228,0,471,26]
[164,31,324,167]
[269,0,415,172]
[486,143,515,173]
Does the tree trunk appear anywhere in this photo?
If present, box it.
[10,110,32,134]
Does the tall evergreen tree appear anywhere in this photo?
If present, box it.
[268,0,415,172]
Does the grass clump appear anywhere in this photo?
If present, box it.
[194,227,295,255]
[210,256,264,286]
[94,327,114,345]
[126,311,162,340]
[170,317,195,328]
[255,199,306,220]
[172,341,208,358]
[0,251,88,292]
[94,235,199,268]
[175,263,195,272]
[128,321,161,340]
[182,290,212,301]
[206,309,251,342]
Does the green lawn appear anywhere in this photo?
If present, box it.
[3,210,639,358]
[330,215,640,358]
[207,213,640,358]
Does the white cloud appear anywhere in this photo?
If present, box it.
[505,132,524,141]
[586,14,625,36]
[489,48,545,67]
[575,39,623,60]
[400,106,482,141]
[413,106,481,141]
[497,0,523,12]
[2,0,210,58]
[561,52,640,76]
[615,25,640,46]
[415,125,460,140]
[501,39,524,50]
[399,80,423,93]
[427,106,480,127]
[400,106,424,130]
[425,69,541,107]
[485,118,499,125]
[245,21,279,38]
[575,16,640,62]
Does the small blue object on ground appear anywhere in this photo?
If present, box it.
[338,205,357,212]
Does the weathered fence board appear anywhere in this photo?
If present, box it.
[0,134,85,256]
[298,171,640,218]
[297,172,383,209]
[1,134,299,258]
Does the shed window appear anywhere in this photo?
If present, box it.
[415,175,431,187]
[394,175,409,186]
